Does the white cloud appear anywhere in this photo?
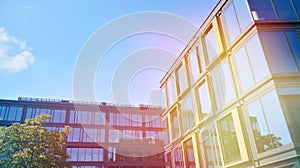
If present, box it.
[0,27,34,73]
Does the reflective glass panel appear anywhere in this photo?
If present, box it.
[171,110,180,140]
[167,76,176,107]
[187,49,201,83]
[245,34,270,82]
[273,0,298,19]
[247,90,292,153]
[198,82,212,116]
[205,27,218,63]
[219,114,241,163]
[234,47,255,91]
[183,139,196,167]
[259,31,298,73]
[248,0,277,20]
[176,64,188,94]
[286,31,300,69]
[181,94,196,133]
[224,3,240,43]
[211,61,235,109]
[280,95,300,143]
[199,127,222,167]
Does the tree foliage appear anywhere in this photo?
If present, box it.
[0,114,70,168]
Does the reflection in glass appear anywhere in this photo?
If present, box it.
[245,34,270,82]
[198,82,212,116]
[234,34,270,92]
[280,95,300,143]
[219,114,241,163]
[248,0,277,20]
[211,61,235,109]
[286,31,300,69]
[183,139,196,168]
[199,127,222,167]
[171,110,180,140]
[293,0,300,15]
[181,94,196,133]
[224,0,252,43]
[161,86,167,108]
[167,76,176,107]
[187,49,201,84]
[273,0,298,19]
[174,147,184,168]
[259,31,298,73]
[247,90,292,153]
[204,27,218,63]
[176,64,188,94]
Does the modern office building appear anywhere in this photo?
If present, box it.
[0,97,168,168]
[160,0,300,167]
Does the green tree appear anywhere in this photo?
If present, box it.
[0,114,71,168]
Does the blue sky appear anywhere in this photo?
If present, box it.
[0,0,219,105]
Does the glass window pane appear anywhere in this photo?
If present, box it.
[248,0,277,20]
[247,100,270,153]
[259,31,298,73]
[181,94,196,133]
[211,61,235,109]
[109,130,119,143]
[184,139,195,167]
[234,0,252,31]
[219,114,241,163]
[286,31,300,69]
[176,64,188,94]
[280,95,300,143]
[261,90,291,145]
[0,106,7,120]
[199,128,222,167]
[95,112,106,125]
[273,0,298,19]
[187,49,201,83]
[198,82,212,116]
[85,148,92,161]
[245,34,270,82]
[247,90,292,153]
[161,86,167,108]
[204,27,218,63]
[167,75,176,107]
[292,0,300,15]
[234,47,255,91]
[224,3,241,43]
[171,110,180,140]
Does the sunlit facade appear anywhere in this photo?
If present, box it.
[160,0,300,167]
[0,97,168,168]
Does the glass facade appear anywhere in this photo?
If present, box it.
[160,0,300,167]
[0,100,165,167]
